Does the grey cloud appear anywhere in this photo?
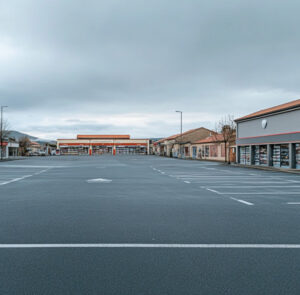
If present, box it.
[1,0,300,137]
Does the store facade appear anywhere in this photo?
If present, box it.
[235,99,300,170]
[57,135,150,156]
[0,141,19,158]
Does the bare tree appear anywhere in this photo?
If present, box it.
[214,115,236,163]
[19,136,31,156]
[0,120,10,160]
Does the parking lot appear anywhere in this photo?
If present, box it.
[153,161,300,206]
[0,156,299,294]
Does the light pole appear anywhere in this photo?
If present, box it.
[0,106,8,160]
[175,110,183,157]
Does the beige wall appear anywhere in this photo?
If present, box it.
[191,143,226,161]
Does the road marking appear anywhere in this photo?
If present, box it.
[206,188,221,194]
[287,202,300,205]
[34,169,49,175]
[204,185,300,188]
[0,165,65,168]
[194,181,290,184]
[87,178,112,183]
[0,175,32,186]
[230,197,254,206]
[220,192,300,195]
[0,243,299,248]
[184,181,191,184]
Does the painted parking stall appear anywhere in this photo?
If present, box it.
[151,160,300,206]
[0,156,300,294]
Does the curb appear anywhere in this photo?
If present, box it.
[231,163,300,175]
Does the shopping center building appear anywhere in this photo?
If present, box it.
[57,135,150,155]
[235,99,300,170]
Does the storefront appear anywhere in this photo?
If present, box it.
[239,146,250,165]
[272,144,289,168]
[296,144,300,169]
[57,135,150,156]
[235,99,300,170]
[0,141,19,159]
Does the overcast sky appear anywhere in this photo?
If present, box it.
[1,0,300,139]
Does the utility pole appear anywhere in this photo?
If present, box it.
[0,106,8,160]
[175,110,183,157]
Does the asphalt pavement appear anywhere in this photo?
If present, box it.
[0,155,299,294]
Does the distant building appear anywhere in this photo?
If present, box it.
[235,99,300,170]
[57,135,150,155]
[28,141,42,155]
[153,127,214,158]
[191,132,236,162]
[0,139,19,159]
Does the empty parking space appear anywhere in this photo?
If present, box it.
[0,165,55,186]
[151,160,300,206]
[0,156,300,294]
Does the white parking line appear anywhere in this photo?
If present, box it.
[206,188,221,194]
[87,178,112,183]
[0,243,299,248]
[230,197,254,206]
[0,165,65,168]
[34,169,49,175]
[205,185,300,188]
[0,175,32,186]
[286,202,300,205]
[194,181,290,184]
[221,192,300,195]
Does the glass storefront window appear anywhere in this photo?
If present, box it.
[240,146,250,165]
[192,146,197,158]
[259,145,268,166]
[254,146,260,165]
[272,145,281,168]
[271,144,290,168]
[205,146,209,157]
[296,144,300,169]
[280,144,289,168]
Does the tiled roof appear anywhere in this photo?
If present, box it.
[235,99,300,121]
[77,135,130,139]
[30,141,41,146]
[154,127,211,144]
[193,134,224,144]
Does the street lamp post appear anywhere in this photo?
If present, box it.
[0,106,8,160]
[175,110,183,157]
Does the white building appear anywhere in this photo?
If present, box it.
[0,141,19,159]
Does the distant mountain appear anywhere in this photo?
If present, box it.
[8,130,38,141]
[8,130,56,145]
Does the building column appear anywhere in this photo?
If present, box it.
[250,145,254,165]
[289,143,295,169]
[267,144,272,167]
[147,141,150,155]
[236,146,240,163]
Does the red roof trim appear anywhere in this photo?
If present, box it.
[59,142,147,146]
[77,134,130,139]
[235,99,300,121]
